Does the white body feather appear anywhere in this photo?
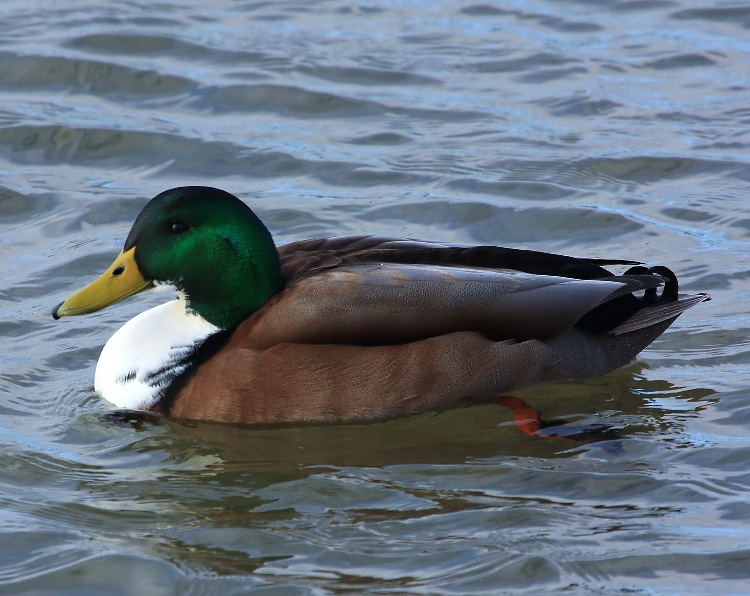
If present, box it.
[94,295,219,410]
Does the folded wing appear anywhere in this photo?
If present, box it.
[237,263,630,349]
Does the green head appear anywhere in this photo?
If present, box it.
[53,186,283,330]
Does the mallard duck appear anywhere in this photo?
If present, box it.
[53,186,709,425]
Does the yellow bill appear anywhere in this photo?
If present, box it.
[53,247,152,318]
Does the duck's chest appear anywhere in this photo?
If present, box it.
[94,299,220,409]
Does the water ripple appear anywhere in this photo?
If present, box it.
[0,51,194,98]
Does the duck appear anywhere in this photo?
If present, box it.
[53,186,709,425]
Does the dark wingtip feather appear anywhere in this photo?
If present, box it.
[610,293,709,335]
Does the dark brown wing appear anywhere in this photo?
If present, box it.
[235,263,630,350]
[276,235,680,336]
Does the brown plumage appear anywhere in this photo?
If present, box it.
[156,235,708,425]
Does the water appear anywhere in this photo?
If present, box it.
[1,0,749,593]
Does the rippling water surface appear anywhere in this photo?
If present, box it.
[2,0,750,593]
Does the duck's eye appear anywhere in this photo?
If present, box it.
[170,221,189,234]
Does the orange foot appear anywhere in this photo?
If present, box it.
[497,396,621,442]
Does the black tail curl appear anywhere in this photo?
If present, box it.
[575,265,681,334]
[623,265,679,304]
